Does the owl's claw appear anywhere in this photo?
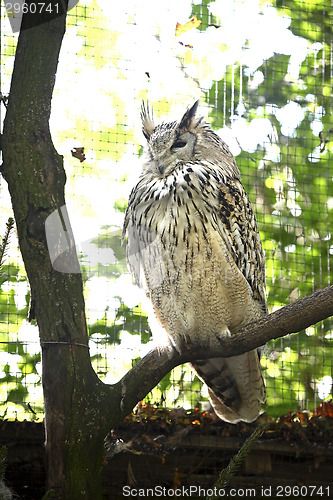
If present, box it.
[214,328,232,345]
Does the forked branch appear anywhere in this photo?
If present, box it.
[117,284,333,417]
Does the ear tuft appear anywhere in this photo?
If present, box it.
[141,101,155,140]
[178,100,200,132]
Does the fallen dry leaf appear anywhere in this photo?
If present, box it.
[71,147,86,163]
[313,400,333,418]
[175,16,201,38]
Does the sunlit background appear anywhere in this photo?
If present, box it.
[0,0,332,420]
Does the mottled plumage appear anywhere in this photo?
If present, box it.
[123,101,266,423]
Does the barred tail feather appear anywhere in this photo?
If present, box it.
[191,351,266,423]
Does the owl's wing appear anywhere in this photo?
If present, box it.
[190,175,267,423]
[216,177,267,314]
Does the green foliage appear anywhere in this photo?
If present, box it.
[191,0,219,30]
[276,0,332,43]
[0,219,41,419]
[88,303,151,345]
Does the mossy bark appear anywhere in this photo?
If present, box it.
[1,6,113,499]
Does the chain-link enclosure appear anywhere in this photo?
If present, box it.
[0,0,332,423]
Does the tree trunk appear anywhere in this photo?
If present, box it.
[1,6,111,499]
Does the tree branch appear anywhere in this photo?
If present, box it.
[118,284,333,416]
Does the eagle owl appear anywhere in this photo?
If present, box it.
[123,101,266,423]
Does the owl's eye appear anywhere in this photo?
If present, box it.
[172,140,187,150]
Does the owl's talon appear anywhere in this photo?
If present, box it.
[214,329,232,345]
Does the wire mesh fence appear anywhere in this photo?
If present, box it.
[0,0,332,421]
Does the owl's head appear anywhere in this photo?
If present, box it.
[140,101,240,179]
